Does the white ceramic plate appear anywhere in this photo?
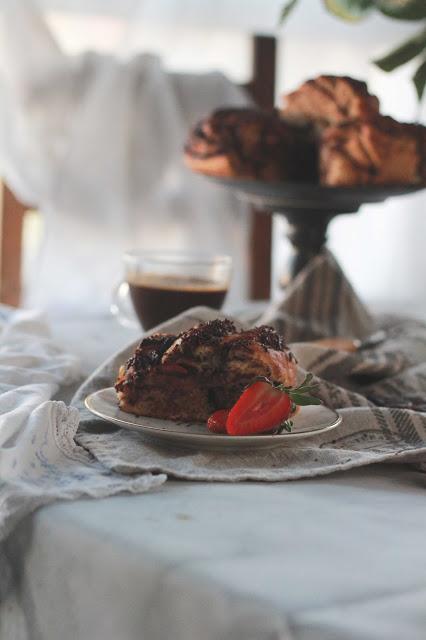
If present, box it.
[85,388,341,451]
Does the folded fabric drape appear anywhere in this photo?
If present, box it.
[0,307,166,640]
[0,1,252,311]
[0,308,165,546]
[259,249,375,341]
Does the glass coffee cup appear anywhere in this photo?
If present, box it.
[111,251,232,330]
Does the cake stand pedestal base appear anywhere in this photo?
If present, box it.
[284,211,334,280]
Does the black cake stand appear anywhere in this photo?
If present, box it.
[209,178,425,281]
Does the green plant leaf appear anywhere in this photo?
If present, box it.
[288,393,322,406]
[374,0,426,20]
[374,26,426,71]
[323,0,374,22]
[279,0,300,23]
[413,57,426,100]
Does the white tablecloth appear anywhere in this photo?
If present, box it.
[5,469,426,640]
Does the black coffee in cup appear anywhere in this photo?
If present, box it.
[128,274,228,330]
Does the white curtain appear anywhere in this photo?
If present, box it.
[0,1,252,313]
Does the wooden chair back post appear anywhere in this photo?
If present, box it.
[0,183,26,307]
[245,35,276,300]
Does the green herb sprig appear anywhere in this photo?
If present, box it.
[275,372,322,407]
[274,373,322,434]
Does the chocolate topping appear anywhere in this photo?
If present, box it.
[116,334,176,393]
[116,319,295,397]
[222,325,286,352]
[169,318,236,355]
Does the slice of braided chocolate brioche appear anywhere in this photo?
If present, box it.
[115,319,297,422]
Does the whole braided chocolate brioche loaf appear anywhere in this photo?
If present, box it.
[184,107,318,182]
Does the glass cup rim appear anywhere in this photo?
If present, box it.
[123,250,232,267]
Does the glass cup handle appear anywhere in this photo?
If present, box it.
[111,281,139,329]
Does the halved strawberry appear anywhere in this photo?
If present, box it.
[207,409,229,434]
[226,374,321,436]
[226,381,291,436]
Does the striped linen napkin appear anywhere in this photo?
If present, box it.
[258,249,375,341]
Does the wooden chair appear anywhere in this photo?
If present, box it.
[0,184,26,307]
[0,35,276,307]
[244,35,275,301]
